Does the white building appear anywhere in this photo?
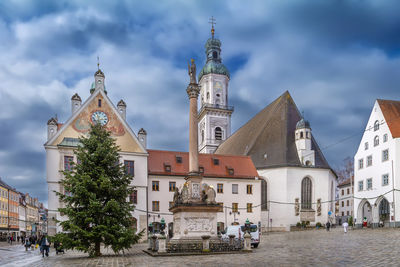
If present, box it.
[18,193,26,237]
[44,68,149,235]
[354,99,400,227]
[216,91,337,231]
[147,150,261,234]
[337,178,353,224]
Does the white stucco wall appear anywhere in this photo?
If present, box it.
[258,167,337,231]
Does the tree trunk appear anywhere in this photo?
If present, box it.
[95,241,101,256]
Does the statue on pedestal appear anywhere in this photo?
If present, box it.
[188,59,197,84]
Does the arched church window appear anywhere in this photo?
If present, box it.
[300,132,304,139]
[374,120,379,131]
[215,127,222,140]
[213,51,218,59]
[374,135,379,147]
[207,92,210,100]
[261,179,268,211]
[301,177,312,210]
[379,198,390,219]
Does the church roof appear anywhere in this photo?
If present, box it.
[147,150,258,179]
[215,91,332,170]
[199,61,230,81]
[377,99,400,138]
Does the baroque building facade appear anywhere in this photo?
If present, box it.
[354,99,400,227]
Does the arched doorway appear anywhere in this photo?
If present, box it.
[362,201,372,226]
[378,198,390,225]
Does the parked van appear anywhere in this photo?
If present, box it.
[222,224,260,248]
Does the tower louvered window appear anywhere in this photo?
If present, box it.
[215,127,222,140]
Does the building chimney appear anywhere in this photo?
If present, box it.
[138,128,147,148]
[71,93,82,114]
[117,99,127,120]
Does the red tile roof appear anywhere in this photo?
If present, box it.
[338,176,354,187]
[378,99,400,138]
[147,150,259,179]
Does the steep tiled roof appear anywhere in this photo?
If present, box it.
[377,99,400,138]
[147,150,259,179]
[338,177,354,188]
[215,91,332,170]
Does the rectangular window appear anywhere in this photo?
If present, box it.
[341,189,344,196]
[247,203,253,213]
[367,178,372,190]
[358,181,363,191]
[247,185,253,194]
[64,156,74,171]
[152,201,159,211]
[217,202,224,212]
[347,188,350,194]
[130,190,137,204]
[98,99,101,107]
[367,156,372,167]
[176,156,182,163]
[365,142,368,150]
[383,134,388,143]
[382,174,389,186]
[124,160,135,176]
[341,201,344,207]
[152,181,159,191]
[169,182,176,192]
[213,158,219,165]
[347,211,349,216]
[217,184,223,193]
[232,184,238,194]
[358,159,364,169]
[232,203,238,212]
[347,200,349,206]
[382,149,389,162]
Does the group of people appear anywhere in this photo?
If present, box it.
[326,221,350,233]
[23,234,53,257]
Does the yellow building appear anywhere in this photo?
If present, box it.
[0,179,9,239]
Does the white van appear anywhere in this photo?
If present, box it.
[222,224,260,248]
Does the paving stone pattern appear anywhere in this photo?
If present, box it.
[3,228,400,266]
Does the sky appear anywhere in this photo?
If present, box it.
[0,0,400,207]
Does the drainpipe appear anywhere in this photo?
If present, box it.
[392,160,395,228]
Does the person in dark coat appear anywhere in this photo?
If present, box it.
[39,234,51,257]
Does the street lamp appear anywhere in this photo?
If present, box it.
[244,218,251,234]
[160,218,166,235]
[229,211,240,225]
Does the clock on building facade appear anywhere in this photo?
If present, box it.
[91,111,108,126]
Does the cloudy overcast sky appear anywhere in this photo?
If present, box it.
[1,0,399,206]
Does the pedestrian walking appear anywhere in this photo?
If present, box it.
[343,221,348,233]
[326,221,331,231]
[39,234,51,257]
[24,236,31,251]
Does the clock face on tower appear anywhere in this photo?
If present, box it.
[91,111,108,126]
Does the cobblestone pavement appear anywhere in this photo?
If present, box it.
[2,228,400,266]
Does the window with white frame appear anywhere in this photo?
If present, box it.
[358,181,363,191]
[367,178,372,190]
[374,136,379,147]
[382,149,389,162]
[364,142,369,150]
[367,155,372,167]
[383,134,388,143]
[232,184,238,194]
[382,174,389,186]
[358,159,364,169]
[374,120,379,131]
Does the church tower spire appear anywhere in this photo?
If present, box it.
[198,18,233,154]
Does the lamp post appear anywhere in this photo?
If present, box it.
[160,218,166,235]
[229,211,240,225]
[244,218,251,234]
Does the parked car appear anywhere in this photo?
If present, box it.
[222,224,260,248]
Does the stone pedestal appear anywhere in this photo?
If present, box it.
[243,232,252,251]
[147,234,152,250]
[201,235,211,252]
[228,234,235,246]
[151,235,158,252]
[158,235,167,253]
[169,204,220,241]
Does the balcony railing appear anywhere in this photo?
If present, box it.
[198,103,234,114]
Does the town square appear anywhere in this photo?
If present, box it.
[1,0,400,266]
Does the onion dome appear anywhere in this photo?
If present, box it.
[117,99,126,107]
[296,118,311,130]
[71,93,81,101]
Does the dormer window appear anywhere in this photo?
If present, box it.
[374,120,379,131]
[213,158,219,165]
[227,167,234,175]
[164,163,171,172]
[199,166,204,173]
[176,156,182,163]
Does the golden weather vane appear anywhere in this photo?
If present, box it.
[97,56,100,70]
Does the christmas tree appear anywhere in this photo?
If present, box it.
[55,123,143,257]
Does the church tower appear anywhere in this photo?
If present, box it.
[295,117,315,166]
[198,19,233,153]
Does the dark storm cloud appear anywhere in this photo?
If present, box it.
[1,0,400,206]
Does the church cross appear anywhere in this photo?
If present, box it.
[209,16,216,37]
[97,56,100,70]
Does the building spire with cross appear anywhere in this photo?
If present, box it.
[209,16,216,38]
